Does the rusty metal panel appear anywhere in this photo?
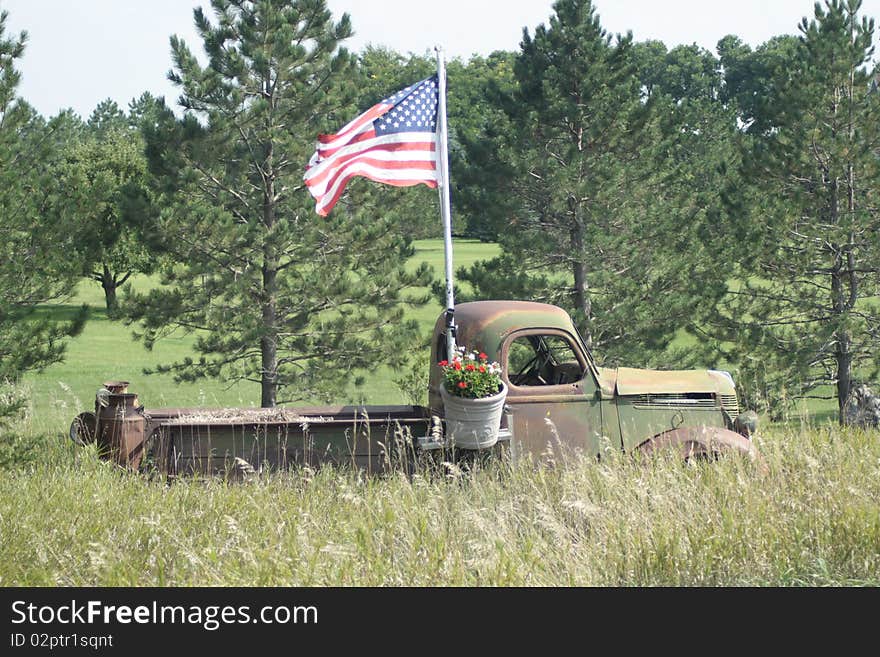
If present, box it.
[615,367,729,396]
[636,425,762,466]
[506,398,604,460]
[617,400,726,453]
[147,410,430,476]
[595,366,617,398]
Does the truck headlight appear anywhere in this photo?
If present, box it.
[734,410,758,438]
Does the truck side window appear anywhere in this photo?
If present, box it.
[507,334,585,387]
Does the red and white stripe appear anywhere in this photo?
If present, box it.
[304,102,438,216]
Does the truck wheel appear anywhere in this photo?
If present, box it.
[636,426,763,468]
[69,412,96,446]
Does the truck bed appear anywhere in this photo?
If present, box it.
[143,405,435,475]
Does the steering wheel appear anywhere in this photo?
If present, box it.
[512,352,549,386]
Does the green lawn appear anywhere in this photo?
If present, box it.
[22,238,499,432]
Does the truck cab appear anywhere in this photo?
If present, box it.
[429,301,755,460]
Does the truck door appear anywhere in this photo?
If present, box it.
[501,329,603,460]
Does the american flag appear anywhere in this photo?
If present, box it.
[304,75,440,216]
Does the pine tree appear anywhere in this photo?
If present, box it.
[447,50,518,241]
[632,41,743,366]
[459,0,645,351]
[0,10,85,420]
[717,0,880,420]
[456,0,734,367]
[126,0,431,406]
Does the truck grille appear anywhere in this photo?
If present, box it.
[630,394,716,410]
[719,394,739,417]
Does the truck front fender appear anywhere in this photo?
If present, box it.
[636,425,762,465]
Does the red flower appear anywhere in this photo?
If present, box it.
[479,365,486,373]
[465,364,476,372]
[453,362,462,371]
[438,360,448,367]
[457,381,468,389]
[479,352,488,361]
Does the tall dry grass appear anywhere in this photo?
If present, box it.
[2,416,878,586]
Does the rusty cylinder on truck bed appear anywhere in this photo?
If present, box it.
[95,382,146,469]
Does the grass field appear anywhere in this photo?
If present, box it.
[1,422,878,586]
[4,237,879,586]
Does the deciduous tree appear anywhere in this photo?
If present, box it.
[56,100,155,312]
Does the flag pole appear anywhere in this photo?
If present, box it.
[435,45,456,358]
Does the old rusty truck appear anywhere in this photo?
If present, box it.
[70,300,758,475]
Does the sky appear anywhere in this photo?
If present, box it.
[3,0,880,119]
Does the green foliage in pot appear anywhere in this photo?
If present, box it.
[439,347,503,400]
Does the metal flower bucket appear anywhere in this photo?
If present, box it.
[439,381,508,450]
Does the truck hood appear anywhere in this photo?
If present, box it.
[597,367,735,397]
